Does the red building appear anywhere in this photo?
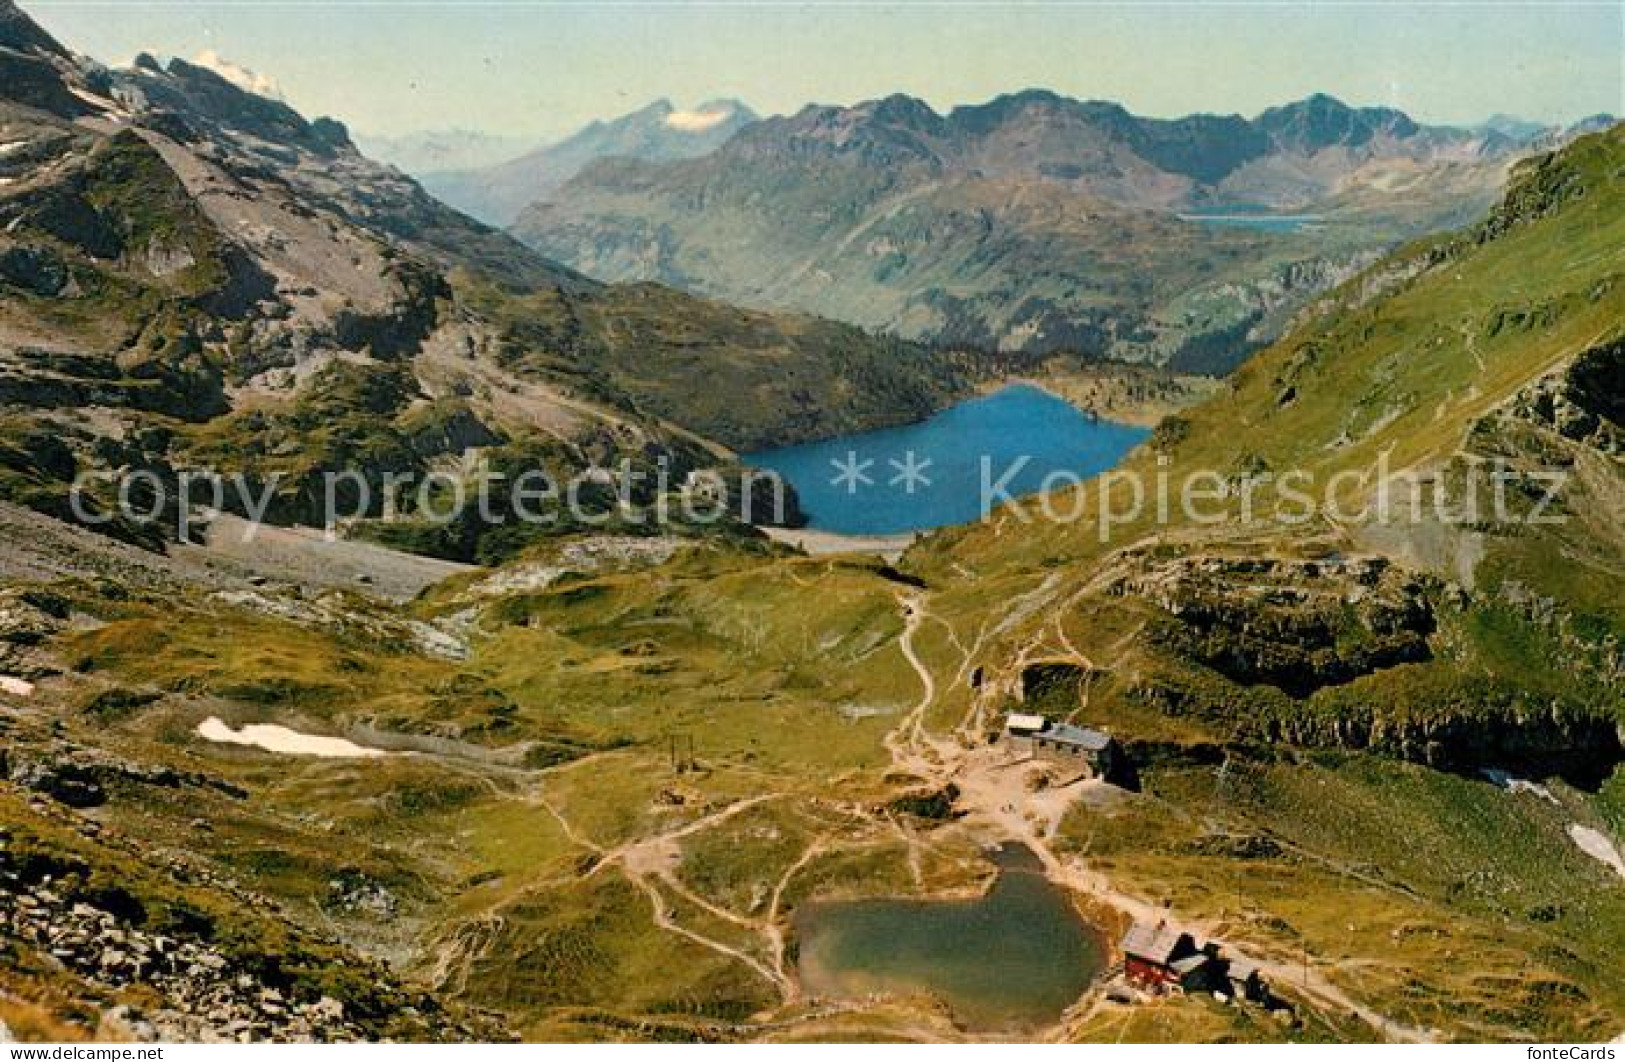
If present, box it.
[1121,922,1200,990]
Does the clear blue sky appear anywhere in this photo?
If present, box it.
[26,1,1625,140]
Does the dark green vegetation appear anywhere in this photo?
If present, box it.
[458,275,973,453]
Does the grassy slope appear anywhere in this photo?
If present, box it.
[14,544,980,1039]
[897,125,1625,1040]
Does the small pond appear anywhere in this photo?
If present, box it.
[793,842,1106,1032]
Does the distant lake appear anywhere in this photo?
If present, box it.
[794,843,1106,1032]
[742,384,1148,535]
[1179,211,1323,233]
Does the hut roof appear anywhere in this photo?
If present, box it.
[1045,723,1113,751]
[1121,922,1189,965]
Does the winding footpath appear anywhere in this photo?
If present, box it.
[881,588,1435,1043]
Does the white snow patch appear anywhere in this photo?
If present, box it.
[664,106,733,133]
[196,716,387,759]
[0,140,26,155]
[0,675,34,698]
[1568,825,1625,881]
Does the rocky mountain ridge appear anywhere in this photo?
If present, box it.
[515,89,1610,363]
[422,97,758,226]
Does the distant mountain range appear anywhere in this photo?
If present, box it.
[421,98,757,226]
[355,127,535,175]
[511,90,1612,365]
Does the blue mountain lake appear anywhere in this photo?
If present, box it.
[742,384,1149,535]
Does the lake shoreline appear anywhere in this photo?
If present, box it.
[993,368,1222,428]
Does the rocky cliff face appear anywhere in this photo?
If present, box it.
[1502,337,1625,455]
[1139,554,1436,698]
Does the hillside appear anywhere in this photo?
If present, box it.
[511,91,1581,366]
[898,123,1625,1038]
[0,3,970,561]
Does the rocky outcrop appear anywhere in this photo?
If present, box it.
[330,261,449,360]
[0,587,67,678]
[0,348,224,421]
[0,45,90,119]
[0,824,487,1042]
[1,732,250,810]
[0,243,72,296]
[1136,553,1435,698]
[1257,701,1623,784]
[0,586,67,645]
[1503,336,1625,454]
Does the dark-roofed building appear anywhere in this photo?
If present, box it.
[1170,953,1219,992]
[1005,714,1122,779]
[1223,955,1269,1003]
[1121,922,1271,998]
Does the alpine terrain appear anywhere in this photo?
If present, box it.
[0,0,1621,1047]
[515,91,1609,370]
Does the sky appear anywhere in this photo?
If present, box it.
[25,1,1625,142]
